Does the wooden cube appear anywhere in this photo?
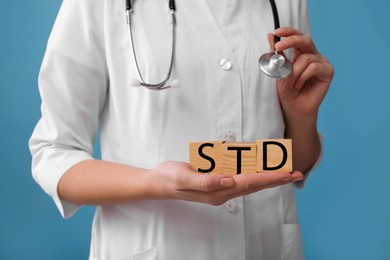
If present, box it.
[256,139,292,172]
[222,143,257,175]
[189,141,224,174]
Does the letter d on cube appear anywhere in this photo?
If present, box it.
[256,139,292,172]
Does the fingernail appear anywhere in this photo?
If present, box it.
[220,177,234,187]
[275,42,282,51]
[293,177,304,182]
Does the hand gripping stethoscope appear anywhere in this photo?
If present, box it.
[125,0,292,90]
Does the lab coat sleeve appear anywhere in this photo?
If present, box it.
[294,134,324,189]
[29,0,107,218]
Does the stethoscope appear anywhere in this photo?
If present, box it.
[125,0,292,90]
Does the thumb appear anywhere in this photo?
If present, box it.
[267,33,275,52]
[179,172,236,192]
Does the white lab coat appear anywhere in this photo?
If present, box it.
[30,0,316,259]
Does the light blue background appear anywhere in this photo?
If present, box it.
[0,0,389,259]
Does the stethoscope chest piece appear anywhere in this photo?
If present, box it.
[259,52,292,79]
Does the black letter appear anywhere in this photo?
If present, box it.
[263,141,288,171]
[227,147,252,174]
[198,143,216,173]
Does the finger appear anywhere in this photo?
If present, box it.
[286,53,324,89]
[233,171,293,192]
[229,171,304,197]
[290,171,304,179]
[267,33,275,52]
[177,172,236,192]
[233,180,292,198]
[242,179,293,196]
[274,27,304,61]
[249,171,304,190]
[251,175,303,191]
[185,172,297,204]
[295,62,330,90]
[175,171,303,205]
[237,171,304,191]
[275,27,303,37]
[275,35,317,54]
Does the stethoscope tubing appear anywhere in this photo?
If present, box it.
[269,0,281,44]
[126,0,291,89]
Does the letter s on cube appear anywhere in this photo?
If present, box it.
[189,141,224,174]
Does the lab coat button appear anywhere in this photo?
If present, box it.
[223,130,236,142]
[226,199,239,214]
[219,58,232,71]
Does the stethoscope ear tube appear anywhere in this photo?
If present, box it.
[126,0,179,90]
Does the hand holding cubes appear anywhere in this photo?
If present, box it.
[189,139,292,175]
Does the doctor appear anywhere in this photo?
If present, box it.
[30,0,334,259]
